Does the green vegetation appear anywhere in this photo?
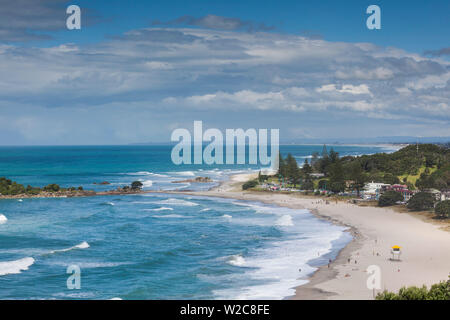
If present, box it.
[131,181,144,190]
[0,177,145,198]
[0,177,71,196]
[378,191,403,207]
[43,184,60,192]
[376,278,449,300]
[308,143,449,192]
[277,153,320,190]
[242,179,258,190]
[257,171,269,183]
[407,192,435,211]
[435,200,450,219]
[0,177,34,195]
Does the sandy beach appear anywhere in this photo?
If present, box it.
[176,173,450,300]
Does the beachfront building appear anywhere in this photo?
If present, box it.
[385,184,416,202]
[362,181,390,200]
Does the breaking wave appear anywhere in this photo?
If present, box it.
[0,257,35,276]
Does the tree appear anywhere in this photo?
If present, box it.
[318,179,328,190]
[242,179,258,190]
[277,152,288,180]
[131,181,144,190]
[321,144,328,159]
[318,145,331,174]
[328,162,346,193]
[286,154,300,187]
[301,180,314,191]
[407,192,435,211]
[435,200,450,219]
[378,191,403,207]
[43,184,60,192]
[300,159,313,190]
[383,173,400,185]
[329,148,339,164]
[349,162,367,197]
[311,152,320,166]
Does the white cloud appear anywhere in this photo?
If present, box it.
[0,26,449,143]
[316,84,371,95]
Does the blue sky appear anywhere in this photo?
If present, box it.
[0,0,449,145]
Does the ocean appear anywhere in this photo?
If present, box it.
[0,144,396,299]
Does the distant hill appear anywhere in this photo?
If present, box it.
[281,136,450,145]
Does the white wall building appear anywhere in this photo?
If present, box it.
[362,181,390,200]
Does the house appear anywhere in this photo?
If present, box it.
[384,184,416,202]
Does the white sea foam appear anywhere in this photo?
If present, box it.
[157,198,199,206]
[49,241,90,254]
[275,215,294,226]
[139,179,153,187]
[222,214,232,219]
[227,255,246,267]
[209,201,351,300]
[151,214,193,219]
[200,208,211,212]
[0,257,35,276]
[171,171,195,176]
[17,199,23,202]
[161,183,191,191]
[0,214,7,225]
[48,261,128,269]
[110,297,123,300]
[143,207,174,212]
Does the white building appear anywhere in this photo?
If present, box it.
[362,181,390,200]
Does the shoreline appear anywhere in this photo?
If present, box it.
[170,172,450,300]
[3,171,448,299]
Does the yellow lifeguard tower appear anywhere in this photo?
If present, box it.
[391,245,402,261]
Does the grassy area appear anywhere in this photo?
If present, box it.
[398,165,437,186]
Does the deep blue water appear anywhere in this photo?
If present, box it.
[0,145,395,299]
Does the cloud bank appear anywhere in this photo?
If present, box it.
[0,24,448,144]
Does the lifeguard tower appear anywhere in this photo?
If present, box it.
[390,245,402,261]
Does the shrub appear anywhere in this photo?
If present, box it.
[131,181,144,190]
[43,184,60,192]
[407,192,435,211]
[242,179,258,190]
[376,279,449,300]
[435,200,450,219]
[378,191,403,207]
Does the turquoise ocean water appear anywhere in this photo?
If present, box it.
[0,145,396,299]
